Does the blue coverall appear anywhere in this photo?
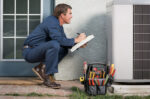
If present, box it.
[22,16,75,75]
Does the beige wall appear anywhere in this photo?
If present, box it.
[55,0,107,80]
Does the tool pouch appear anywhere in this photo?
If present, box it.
[84,62,113,95]
[85,84,107,95]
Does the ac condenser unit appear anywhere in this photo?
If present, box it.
[107,0,150,82]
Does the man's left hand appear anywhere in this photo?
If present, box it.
[80,43,87,48]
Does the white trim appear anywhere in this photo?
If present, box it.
[3,14,41,16]
[2,59,25,61]
[27,0,29,36]
[0,0,3,60]
[41,0,43,22]
[14,0,16,59]
[3,37,27,38]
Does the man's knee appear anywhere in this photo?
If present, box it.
[48,40,60,51]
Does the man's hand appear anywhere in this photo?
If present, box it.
[80,43,88,48]
[75,33,86,43]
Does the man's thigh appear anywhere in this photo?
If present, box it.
[25,41,58,63]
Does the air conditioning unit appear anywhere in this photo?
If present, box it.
[106,0,150,82]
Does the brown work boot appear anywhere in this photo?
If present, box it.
[43,74,61,89]
[49,75,61,86]
[32,62,46,81]
[49,74,56,82]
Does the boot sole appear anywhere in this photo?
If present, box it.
[32,68,44,81]
[43,84,61,89]
[52,86,61,89]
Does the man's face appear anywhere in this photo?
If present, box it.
[61,8,72,24]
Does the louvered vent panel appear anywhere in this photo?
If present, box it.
[133,5,150,79]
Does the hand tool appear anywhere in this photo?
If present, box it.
[104,74,109,85]
[112,69,116,77]
[109,64,114,75]
[77,33,80,35]
[99,71,102,78]
[103,71,105,78]
[80,76,84,82]
[103,79,105,86]
[83,61,88,78]
[96,75,100,86]
[92,72,95,85]
[89,72,92,85]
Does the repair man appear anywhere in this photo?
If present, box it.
[22,3,86,89]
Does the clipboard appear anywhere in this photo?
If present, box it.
[70,34,95,52]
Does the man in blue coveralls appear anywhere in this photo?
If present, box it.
[22,4,86,89]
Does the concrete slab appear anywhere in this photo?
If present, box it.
[0,77,42,85]
[0,78,84,97]
[111,83,150,96]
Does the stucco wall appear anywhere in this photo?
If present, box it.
[55,0,107,80]
[0,0,1,60]
[43,0,54,19]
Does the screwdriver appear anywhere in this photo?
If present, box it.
[92,72,95,86]
[103,71,105,78]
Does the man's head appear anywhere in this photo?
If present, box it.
[53,4,72,24]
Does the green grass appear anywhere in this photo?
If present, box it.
[69,86,150,99]
[3,92,55,97]
[5,93,20,96]
[69,86,123,99]
[26,92,43,97]
[144,96,150,99]
[124,96,142,99]
[69,87,88,99]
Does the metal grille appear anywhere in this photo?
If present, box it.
[133,5,150,79]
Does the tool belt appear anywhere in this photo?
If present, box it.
[80,62,115,96]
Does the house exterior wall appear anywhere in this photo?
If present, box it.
[0,0,54,77]
[1,0,149,80]
[43,0,54,19]
[0,0,107,80]
[55,0,107,80]
[0,0,1,60]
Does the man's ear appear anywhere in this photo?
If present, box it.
[60,13,65,18]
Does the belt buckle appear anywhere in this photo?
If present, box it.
[24,45,29,48]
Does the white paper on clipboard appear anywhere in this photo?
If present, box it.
[70,34,95,52]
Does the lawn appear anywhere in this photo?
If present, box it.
[69,87,150,99]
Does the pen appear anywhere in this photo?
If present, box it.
[77,33,80,35]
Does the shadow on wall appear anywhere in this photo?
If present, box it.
[70,14,107,64]
[56,13,107,80]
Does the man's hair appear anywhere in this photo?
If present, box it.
[53,3,72,18]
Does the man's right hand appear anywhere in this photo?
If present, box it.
[75,33,86,43]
